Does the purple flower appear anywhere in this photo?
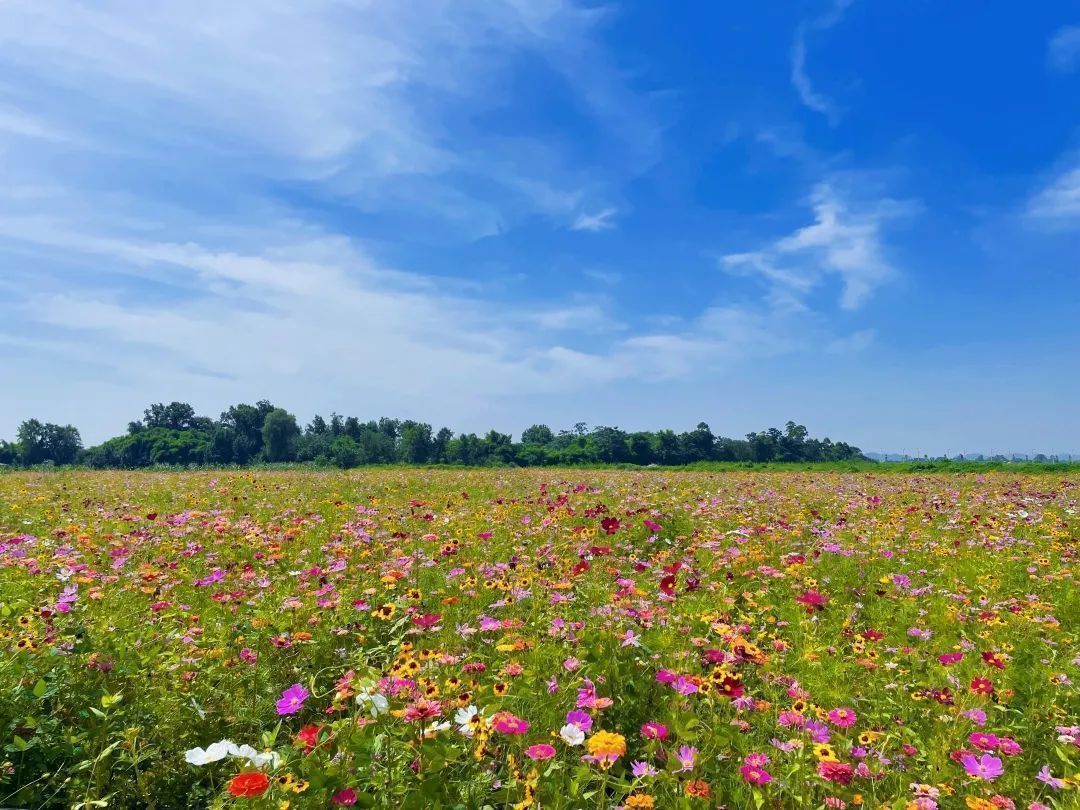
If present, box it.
[674,745,697,772]
[275,683,309,716]
[1036,764,1065,790]
[960,753,1003,781]
[631,760,657,778]
[565,709,592,732]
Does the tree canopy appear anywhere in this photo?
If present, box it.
[2,403,867,468]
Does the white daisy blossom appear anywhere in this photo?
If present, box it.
[455,704,478,736]
[559,724,585,746]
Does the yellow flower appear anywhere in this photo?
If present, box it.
[625,795,655,808]
[586,731,626,768]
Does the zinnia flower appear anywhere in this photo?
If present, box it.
[227,771,270,798]
[585,730,626,768]
[525,744,556,761]
[491,711,529,735]
[827,707,857,728]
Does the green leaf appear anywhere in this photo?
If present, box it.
[32,679,47,698]
[11,734,29,751]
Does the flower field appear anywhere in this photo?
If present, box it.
[1,470,1077,809]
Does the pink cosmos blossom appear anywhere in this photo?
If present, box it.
[565,710,593,732]
[740,764,772,785]
[961,752,1003,781]
[276,683,309,716]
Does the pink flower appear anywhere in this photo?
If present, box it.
[827,708,857,728]
[332,788,358,805]
[525,744,556,761]
[740,764,772,785]
[640,722,668,741]
[276,683,309,716]
[491,712,529,735]
[961,753,1003,781]
[996,737,1022,756]
[969,732,999,751]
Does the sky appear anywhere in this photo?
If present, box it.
[1,1,1078,456]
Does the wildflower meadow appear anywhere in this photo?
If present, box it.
[0,469,1077,809]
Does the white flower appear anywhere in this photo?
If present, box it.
[356,688,388,717]
[184,739,279,769]
[559,723,585,746]
[184,739,236,765]
[455,704,478,736]
[425,720,451,734]
[234,744,280,769]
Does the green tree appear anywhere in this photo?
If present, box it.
[262,408,301,462]
[520,424,554,445]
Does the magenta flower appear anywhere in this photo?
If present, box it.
[524,744,556,761]
[961,752,1003,781]
[827,707,857,728]
[640,721,668,741]
[276,683,309,716]
[565,709,593,732]
[740,764,772,785]
[331,788,358,805]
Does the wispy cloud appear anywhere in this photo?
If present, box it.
[1027,159,1080,226]
[572,208,619,232]
[790,0,853,124]
[1049,25,1080,72]
[723,180,916,310]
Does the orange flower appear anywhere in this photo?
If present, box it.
[227,771,270,798]
[684,779,711,799]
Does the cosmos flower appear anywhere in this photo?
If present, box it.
[560,724,586,746]
[961,753,1003,781]
[276,683,309,716]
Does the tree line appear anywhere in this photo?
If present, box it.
[0,401,867,469]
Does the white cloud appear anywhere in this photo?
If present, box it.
[1027,160,1080,226]
[571,208,618,232]
[1049,25,1080,72]
[790,0,853,124]
[722,181,914,310]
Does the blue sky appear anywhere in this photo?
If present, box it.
[1,1,1078,455]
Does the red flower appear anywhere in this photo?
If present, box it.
[227,772,270,798]
[295,723,321,754]
[600,517,621,535]
[981,651,1006,670]
[970,677,994,695]
[659,574,677,596]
